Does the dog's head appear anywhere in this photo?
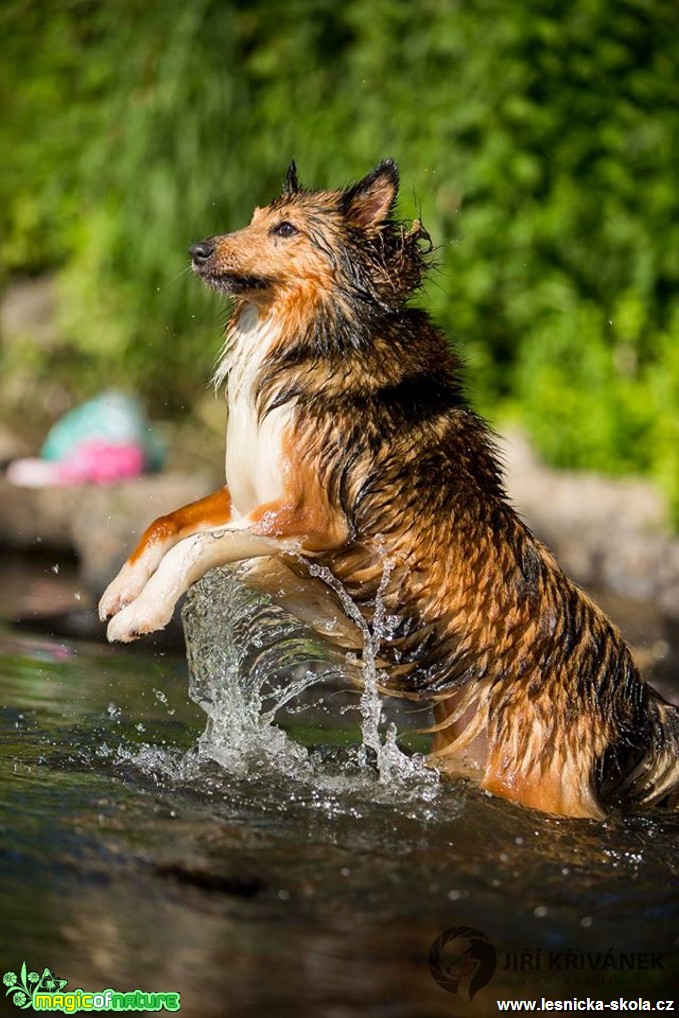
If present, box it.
[190,160,430,312]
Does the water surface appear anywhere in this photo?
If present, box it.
[1,555,678,1015]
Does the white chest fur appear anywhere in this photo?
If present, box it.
[221,309,291,516]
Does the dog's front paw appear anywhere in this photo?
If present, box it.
[106,598,172,643]
[99,565,147,622]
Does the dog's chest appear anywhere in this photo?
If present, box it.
[223,314,291,515]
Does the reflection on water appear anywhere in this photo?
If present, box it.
[0,558,678,1015]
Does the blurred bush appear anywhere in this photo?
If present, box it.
[1,0,679,516]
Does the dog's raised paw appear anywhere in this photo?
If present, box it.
[106,600,171,643]
[99,590,126,623]
[99,567,146,622]
[106,609,142,643]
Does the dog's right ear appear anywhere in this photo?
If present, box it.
[283,160,300,196]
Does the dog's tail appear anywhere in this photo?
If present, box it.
[598,691,679,812]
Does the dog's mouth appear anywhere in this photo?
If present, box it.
[193,266,274,296]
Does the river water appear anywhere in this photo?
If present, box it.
[1,552,678,1015]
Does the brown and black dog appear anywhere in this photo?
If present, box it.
[100,160,679,818]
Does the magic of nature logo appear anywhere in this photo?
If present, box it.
[3,963,180,1012]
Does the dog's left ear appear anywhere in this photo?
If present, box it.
[283,160,300,196]
[342,159,399,231]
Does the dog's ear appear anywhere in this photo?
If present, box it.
[341,159,399,230]
[283,160,300,196]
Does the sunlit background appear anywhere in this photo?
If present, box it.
[2,0,678,516]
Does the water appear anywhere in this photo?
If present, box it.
[182,561,437,791]
[1,555,678,1015]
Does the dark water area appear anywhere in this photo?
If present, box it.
[1,552,678,1016]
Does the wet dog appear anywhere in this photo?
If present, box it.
[100,160,679,818]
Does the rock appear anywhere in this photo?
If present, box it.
[499,428,676,604]
[0,426,31,463]
[658,584,679,620]
[0,276,60,348]
[0,472,218,596]
[3,424,679,615]
[501,429,666,537]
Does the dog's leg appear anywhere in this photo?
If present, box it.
[105,476,349,642]
[106,526,297,643]
[99,487,233,621]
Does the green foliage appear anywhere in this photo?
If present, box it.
[2,0,679,517]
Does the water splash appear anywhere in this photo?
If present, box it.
[183,566,324,778]
[305,554,432,786]
[180,557,437,795]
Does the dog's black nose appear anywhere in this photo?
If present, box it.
[190,240,214,266]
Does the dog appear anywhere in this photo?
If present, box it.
[100,159,679,819]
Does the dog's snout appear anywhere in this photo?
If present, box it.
[190,240,214,266]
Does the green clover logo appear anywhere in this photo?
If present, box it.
[3,963,67,1008]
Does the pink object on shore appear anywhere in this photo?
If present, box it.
[56,440,145,485]
[6,441,145,487]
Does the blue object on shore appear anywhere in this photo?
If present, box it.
[40,391,165,472]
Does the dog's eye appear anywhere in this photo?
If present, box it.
[271,221,298,238]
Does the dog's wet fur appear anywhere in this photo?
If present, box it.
[100,160,679,818]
